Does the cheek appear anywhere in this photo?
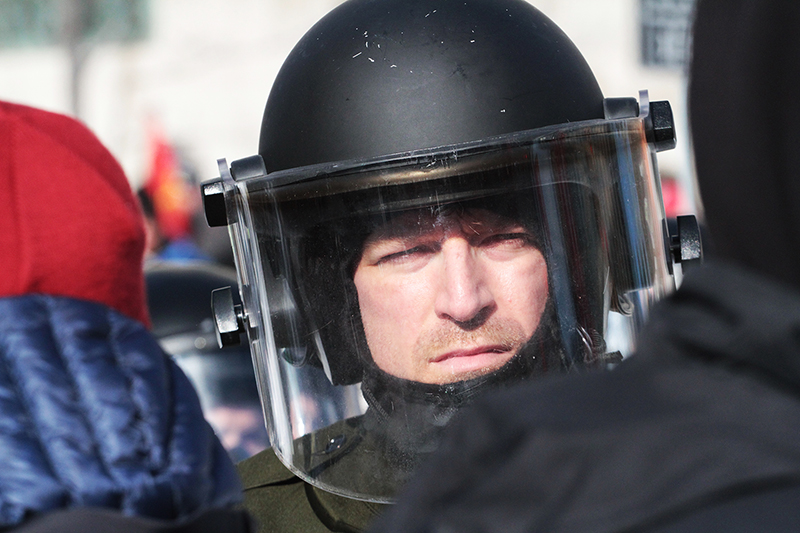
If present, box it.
[353,268,435,364]
[354,270,428,325]
[494,254,549,334]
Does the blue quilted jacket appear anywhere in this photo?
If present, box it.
[0,295,243,528]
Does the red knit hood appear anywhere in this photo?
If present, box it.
[0,101,150,327]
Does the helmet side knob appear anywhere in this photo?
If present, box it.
[670,215,704,270]
[211,286,245,347]
[646,101,677,152]
[202,178,228,227]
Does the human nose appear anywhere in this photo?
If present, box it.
[434,238,495,327]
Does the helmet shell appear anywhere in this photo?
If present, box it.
[260,0,604,172]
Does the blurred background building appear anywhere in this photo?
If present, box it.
[0,0,697,210]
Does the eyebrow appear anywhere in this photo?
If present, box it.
[367,216,531,248]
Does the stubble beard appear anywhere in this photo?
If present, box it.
[414,317,531,383]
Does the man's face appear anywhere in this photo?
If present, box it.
[353,207,548,385]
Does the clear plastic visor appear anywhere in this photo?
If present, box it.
[225,116,673,502]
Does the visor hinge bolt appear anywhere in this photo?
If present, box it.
[202,178,228,227]
[646,100,677,152]
[211,286,246,347]
[670,215,703,270]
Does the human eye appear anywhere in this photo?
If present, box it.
[480,232,534,249]
[375,243,434,265]
[360,236,437,267]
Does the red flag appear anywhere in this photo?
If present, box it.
[143,123,195,241]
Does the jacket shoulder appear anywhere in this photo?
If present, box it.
[238,449,327,532]
[237,448,388,532]
[237,448,297,489]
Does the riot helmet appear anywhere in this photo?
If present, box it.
[145,261,269,461]
[203,0,692,502]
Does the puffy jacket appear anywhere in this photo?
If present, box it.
[0,294,246,530]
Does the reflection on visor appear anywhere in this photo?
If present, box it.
[223,115,673,502]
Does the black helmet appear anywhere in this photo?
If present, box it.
[145,261,268,461]
[260,0,603,172]
[203,0,680,502]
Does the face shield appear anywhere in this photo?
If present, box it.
[162,331,270,462]
[204,93,679,502]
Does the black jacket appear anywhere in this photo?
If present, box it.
[372,263,800,532]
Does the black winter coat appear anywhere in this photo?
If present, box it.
[372,263,800,532]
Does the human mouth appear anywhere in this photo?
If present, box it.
[429,345,515,376]
[430,345,509,363]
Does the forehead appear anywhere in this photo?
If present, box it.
[366,206,525,242]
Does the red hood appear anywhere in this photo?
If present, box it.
[0,101,150,327]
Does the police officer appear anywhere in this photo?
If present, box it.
[202,0,685,530]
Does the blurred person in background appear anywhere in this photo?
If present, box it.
[145,261,269,462]
[200,0,691,530]
[137,188,207,262]
[370,0,800,531]
[138,122,234,265]
[0,100,251,532]
[138,187,234,266]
